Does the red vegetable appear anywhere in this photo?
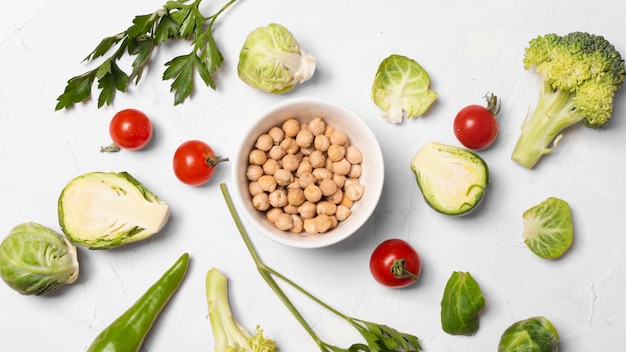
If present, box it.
[369,239,422,288]
[453,93,500,150]
[101,109,153,152]
[173,140,228,186]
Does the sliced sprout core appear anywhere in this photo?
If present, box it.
[58,171,170,249]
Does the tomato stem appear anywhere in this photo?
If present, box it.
[484,92,501,116]
[205,156,229,167]
[100,143,121,153]
[390,258,419,282]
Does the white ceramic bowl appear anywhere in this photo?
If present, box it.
[231,97,385,248]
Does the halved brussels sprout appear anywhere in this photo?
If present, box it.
[58,171,170,249]
[498,316,560,352]
[523,197,573,259]
[371,54,437,124]
[410,142,489,215]
[237,23,316,94]
[0,222,79,295]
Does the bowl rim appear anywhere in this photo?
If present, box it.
[230,97,385,248]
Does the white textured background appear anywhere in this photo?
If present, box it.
[1,0,625,351]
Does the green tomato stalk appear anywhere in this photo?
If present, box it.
[220,183,422,352]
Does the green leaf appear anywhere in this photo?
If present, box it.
[85,35,124,61]
[440,271,485,335]
[154,13,181,44]
[127,13,158,38]
[96,61,129,108]
[163,53,196,105]
[128,35,155,83]
[55,71,97,110]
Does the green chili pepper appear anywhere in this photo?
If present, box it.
[87,253,190,352]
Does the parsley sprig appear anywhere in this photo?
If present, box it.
[55,0,237,110]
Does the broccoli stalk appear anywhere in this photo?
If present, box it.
[511,32,625,168]
[206,268,277,352]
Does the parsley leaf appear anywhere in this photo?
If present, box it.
[55,0,237,110]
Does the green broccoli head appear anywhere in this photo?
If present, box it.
[512,32,625,168]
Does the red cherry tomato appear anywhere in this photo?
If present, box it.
[369,239,422,288]
[105,109,153,151]
[453,93,500,150]
[173,140,228,186]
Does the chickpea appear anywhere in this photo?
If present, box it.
[327,189,343,204]
[300,146,315,156]
[269,189,288,208]
[290,215,304,233]
[252,192,270,211]
[282,118,300,137]
[329,129,348,146]
[336,205,351,221]
[308,117,326,136]
[332,158,352,176]
[312,167,333,181]
[316,201,337,216]
[340,194,354,208]
[304,183,323,202]
[268,126,284,144]
[314,134,330,152]
[274,168,293,186]
[283,204,299,215]
[262,159,280,175]
[345,145,363,164]
[248,149,267,165]
[255,133,273,151]
[248,181,264,196]
[345,182,365,201]
[324,125,335,138]
[298,201,317,219]
[315,214,333,233]
[329,215,339,230]
[258,175,277,192]
[268,145,286,160]
[318,178,338,196]
[287,187,306,206]
[303,218,319,235]
[274,212,293,231]
[279,137,299,154]
[332,174,346,189]
[295,129,314,148]
[298,173,317,188]
[296,159,313,177]
[348,164,362,178]
[266,207,283,223]
[309,150,326,168]
[281,154,300,172]
[246,164,264,181]
[327,144,346,162]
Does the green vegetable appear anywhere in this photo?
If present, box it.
[371,54,437,124]
[523,197,573,259]
[498,316,560,352]
[58,171,170,249]
[87,253,189,352]
[55,0,238,110]
[237,23,317,93]
[220,183,422,352]
[410,142,489,215]
[206,268,277,352]
[0,222,79,295]
[440,271,485,336]
[511,32,626,168]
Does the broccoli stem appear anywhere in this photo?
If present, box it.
[511,80,584,168]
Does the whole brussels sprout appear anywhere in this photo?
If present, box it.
[498,316,560,352]
[0,222,79,295]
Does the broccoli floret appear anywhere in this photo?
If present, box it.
[511,32,626,168]
[206,268,277,352]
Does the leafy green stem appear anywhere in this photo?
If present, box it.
[219,182,422,352]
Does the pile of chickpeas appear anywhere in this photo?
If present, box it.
[246,116,364,235]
